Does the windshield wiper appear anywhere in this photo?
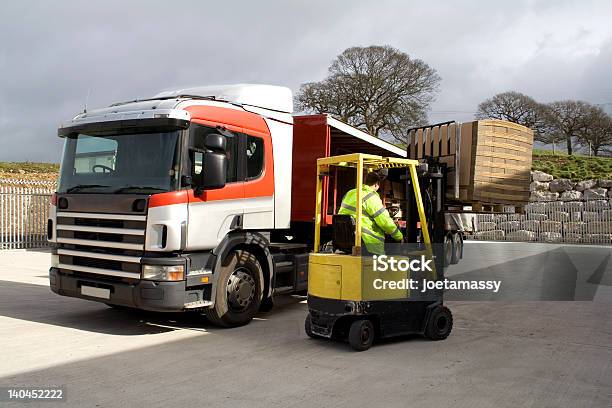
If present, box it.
[113,186,167,193]
[66,184,110,193]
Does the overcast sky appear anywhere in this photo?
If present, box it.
[2,0,611,162]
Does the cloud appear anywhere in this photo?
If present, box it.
[1,0,611,161]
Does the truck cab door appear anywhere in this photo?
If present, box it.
[241,129,274,230]
[187,123,244,249]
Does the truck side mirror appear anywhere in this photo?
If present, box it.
[191,134,227,193]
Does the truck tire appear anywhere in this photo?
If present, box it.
[206,249,263,327]
[348,319,375,351]
[443,234,453,267]
[451,232,462,264]
[424,305,453,341]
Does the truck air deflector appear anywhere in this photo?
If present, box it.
[58,114,190,137]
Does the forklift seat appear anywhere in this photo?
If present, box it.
[332,214,355,254]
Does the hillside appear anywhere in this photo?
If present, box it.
[1,152,611,186]
[531,150,612,182]
[0,162,59,185]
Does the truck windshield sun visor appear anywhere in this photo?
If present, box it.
[58,118,190,137]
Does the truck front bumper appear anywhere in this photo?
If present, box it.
[49,267,187,312]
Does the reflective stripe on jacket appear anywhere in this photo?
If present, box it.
[338,185,403,255]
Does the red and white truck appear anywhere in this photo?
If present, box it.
[48,84,407,326]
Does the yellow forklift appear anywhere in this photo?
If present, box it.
[304,153,453,351]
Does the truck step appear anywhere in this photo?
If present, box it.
[184,300,213,309]
[273,286,295,295]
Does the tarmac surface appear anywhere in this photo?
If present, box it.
[0,242,611,407]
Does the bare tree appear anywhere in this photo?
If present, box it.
[546,100,596,155]
[296,45,441,144]
[475,91,554,144]
[576,107,612,156]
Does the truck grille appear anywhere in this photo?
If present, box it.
[55,211,146,279]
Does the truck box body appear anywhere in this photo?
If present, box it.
[407,119,533,206]
[291,114,404,226]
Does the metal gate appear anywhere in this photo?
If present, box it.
[0,184,54,249]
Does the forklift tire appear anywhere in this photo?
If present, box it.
[305,314,317,339]
[443,235,453,267]
[206,249,263,328]
[451,233,462,264]
[348,319,375,351]
[424,305,453,341]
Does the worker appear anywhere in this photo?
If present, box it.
[338,169,403,255]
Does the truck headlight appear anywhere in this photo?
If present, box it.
[51,254,59,268]
[141,264,185,281]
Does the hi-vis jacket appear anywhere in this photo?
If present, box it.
[338,185,403,255]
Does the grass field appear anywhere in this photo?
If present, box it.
[0,162,59,185]
[532,150,612,181]
[0,162,59,174]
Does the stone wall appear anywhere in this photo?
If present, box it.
[530,170,611,201]
[472,200,611,243]
[470,170,612,244]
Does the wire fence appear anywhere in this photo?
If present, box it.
[467,199,612,244]
[0,178,57,187]
[0,185,54,249]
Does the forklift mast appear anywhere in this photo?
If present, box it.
[405,156,447,244]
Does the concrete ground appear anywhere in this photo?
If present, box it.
[0,242,611,407]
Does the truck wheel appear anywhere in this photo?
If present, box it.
[348,319,375,351]
[259,296,274,312]
[305,314,316,338]
[424,305,453,341]
[206,250,263,327]
[451,233,462,264]
[443,235,453,267]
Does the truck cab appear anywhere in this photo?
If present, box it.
[49,85,298,326]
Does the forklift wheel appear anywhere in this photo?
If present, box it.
[305,314,317,339]
[425,306,453,341]
[348,319,375,351]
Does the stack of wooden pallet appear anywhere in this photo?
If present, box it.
[407,119,533,207]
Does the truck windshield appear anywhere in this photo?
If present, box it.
[57,131,181,194]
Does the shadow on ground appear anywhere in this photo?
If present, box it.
[0,279,304,335]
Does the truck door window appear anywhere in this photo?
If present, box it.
[191,124,238,183]
[246,135,264,180]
